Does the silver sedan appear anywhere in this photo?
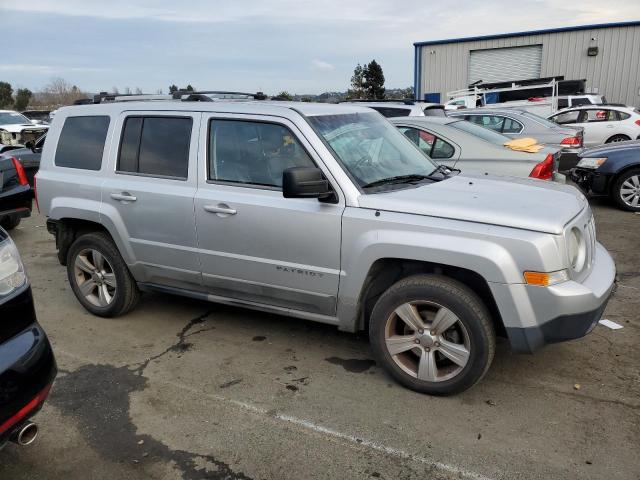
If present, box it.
[391,117,563,181]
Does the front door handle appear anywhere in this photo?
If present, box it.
[204,204,237,216]
[110,192,137,202]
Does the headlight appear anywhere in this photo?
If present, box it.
[567,227,587,272]
[0,236,27,297]
[576,157,607,169]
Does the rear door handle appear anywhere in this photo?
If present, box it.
[110,192,137,202]
[204,204,237,216]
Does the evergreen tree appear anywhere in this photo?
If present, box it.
[364,60,385,99]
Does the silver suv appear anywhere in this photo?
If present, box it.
[37,100,616,395]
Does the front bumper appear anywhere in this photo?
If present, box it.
[495,243,616,353]
[569,167,612,196]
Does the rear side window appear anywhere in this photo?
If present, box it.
[501,117,523,133]
[423,107,446,117]
[55,116,110,170]
[585,109,616,123]
[118,116,192,179]
[616,111,631,121]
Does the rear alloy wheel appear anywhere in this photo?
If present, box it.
[369,275,495,395]
[606,134,630,143]
[67,232,139,317]
[613,168,640,212]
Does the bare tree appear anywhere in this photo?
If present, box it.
[134,87,143,95]
[124,86,131,95]
[38,77,87,107]
[112,86,119,94]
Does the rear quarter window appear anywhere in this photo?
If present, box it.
[54,116,110,170]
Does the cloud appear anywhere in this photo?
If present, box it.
[310,60,336,73]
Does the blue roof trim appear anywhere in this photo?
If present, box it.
[413,21,640,47]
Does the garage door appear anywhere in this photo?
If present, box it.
[469,45,542,84]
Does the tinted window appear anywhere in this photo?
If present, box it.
[209,120,315,188]
[502,117,523,133]
[398,127,435,156]
[571,98,592,106]
[558,98,569,109]
[423,107,446,117]
[617,111,631,120]
[118,116,191,178]
[432,138,455,159]
[371,107,411,118]
[550,110,581,125]
[55,116,110,170]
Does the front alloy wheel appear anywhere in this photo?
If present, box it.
[385,301,470,382]
[369,275,495,395]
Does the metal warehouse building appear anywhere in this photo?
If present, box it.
[414,21,640,106]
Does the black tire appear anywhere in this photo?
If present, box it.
[66,232,140,317]
[0,215,21,231]
[369,274,495,395]
[605,134,630,144]
[611,168,640,212]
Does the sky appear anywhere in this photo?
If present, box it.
[2,0,639,95]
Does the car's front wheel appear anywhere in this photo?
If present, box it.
[612,168,640,212]
[369,275,495,395]
[66,232,140,317]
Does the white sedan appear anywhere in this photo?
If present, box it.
[547,105,640,146]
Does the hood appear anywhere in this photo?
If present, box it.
[358,174,587,234]
[581,139,640,157]
[0,123,49,133]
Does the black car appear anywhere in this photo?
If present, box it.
[571,140,640,212]
[0,154,32,230]
[0,229,56,448]
[5,134,45,189]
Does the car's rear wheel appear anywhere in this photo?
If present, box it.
[0,215,21,231]
[612,168,640,212]
[606,134,630,143]
[66,232,139,317]
[369,274,495,395]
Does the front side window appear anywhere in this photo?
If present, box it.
[208,120,315,188]
[118,116,192,179]
[308,112,438,188]
[55,116,110,170]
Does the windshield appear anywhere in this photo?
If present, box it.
[519,111,562,129]
[308,112,439,188]
[0,112,31,126]
[448,120,510,146]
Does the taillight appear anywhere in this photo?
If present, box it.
[529,153,555,180]
[635,119,640,127]
[0,384,52,435]
[10,157,29,186]
[561,136,581,146]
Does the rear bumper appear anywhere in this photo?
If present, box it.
[495,243,616,353]
[0,287,56,447]
[0,184,32,219]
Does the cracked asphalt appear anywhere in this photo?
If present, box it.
[0,198,639,480]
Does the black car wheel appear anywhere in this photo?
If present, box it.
[66,232,140,317]
[612,168,640,212]
[369,274,495,395]
[606,134,630,143]
[0,215,21,231]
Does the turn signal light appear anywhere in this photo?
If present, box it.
[524,270,569,286]
[529,154,555,180]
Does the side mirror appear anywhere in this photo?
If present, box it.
[282,167,331,199]
[24,140,35,152]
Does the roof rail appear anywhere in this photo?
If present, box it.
[73,90,268,104]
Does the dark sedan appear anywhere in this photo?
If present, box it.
[0,155,32,230]
[571,140,640,211]
[0,229,56,448]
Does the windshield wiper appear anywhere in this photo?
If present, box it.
[431,164,460,176]
[362,174,436,189]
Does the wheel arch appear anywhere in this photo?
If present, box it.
[351,258,506,338]
[608,163,640,196]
